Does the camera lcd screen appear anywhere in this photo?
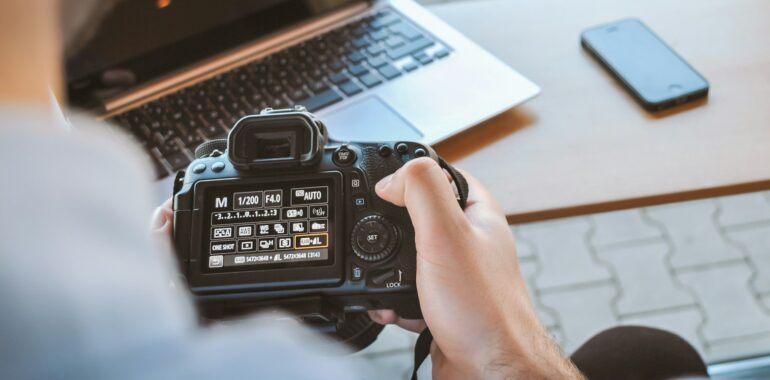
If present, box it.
[202,178,334,273]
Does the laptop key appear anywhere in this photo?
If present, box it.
[151,155,169,179]
[414,52,434,65]
[370,29,389,41]
[348,64,369,76]
[182,130,204,147]
[378,64,402,80]
[309,81,329,93]
[370,12,401,29]
[389,23,423,41]
[352,37,371,48]
[352,25,369,36]
[329,60,345,71]
[330,71,351,85]
[385,35,406,49]
[347,51,366,63]
[434,49,450,59]
[403,62,419,72]
[288,88,309,101]
[201,120,224,138]
[386,36,434,60]
[358,73,383,88]
[298,88,343,112]
[166,151,191,171]
[366,44,386,56]
[367,55,388,68]
[339,81,363,97]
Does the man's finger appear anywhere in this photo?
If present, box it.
[368,310,427,333]
[150,197,173,234]
[375,158,468,238]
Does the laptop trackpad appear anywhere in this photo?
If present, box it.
[322,96,423,142]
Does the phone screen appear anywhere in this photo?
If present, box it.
[581,19,708,110]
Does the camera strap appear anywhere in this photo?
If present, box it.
[411,327,433,380]
[437,156,469,209]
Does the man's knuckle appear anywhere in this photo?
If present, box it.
[402,157,441,179]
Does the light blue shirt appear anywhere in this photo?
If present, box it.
[0,109,365,379]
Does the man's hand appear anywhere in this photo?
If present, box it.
[150,197,174,237]
[369,158,583,379]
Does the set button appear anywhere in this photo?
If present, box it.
[350,214,398,262]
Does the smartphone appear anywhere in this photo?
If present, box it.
[581,19,709,111]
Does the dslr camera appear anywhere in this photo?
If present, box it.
[173,107,466,348]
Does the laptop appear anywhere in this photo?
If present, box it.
[66,0,539,192]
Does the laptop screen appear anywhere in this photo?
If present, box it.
[66,0,361,109]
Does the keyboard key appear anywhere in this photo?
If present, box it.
[182,131,204,147]
[352,37,371,48]
[352,25,369,36]
[403,62,419,72]
[329,60,345,71]
[299,88,343,112]
[434,49,450,59]
[414,52,434,65]
[389,22,423,40]
[370,29,389,41]
[268,96,287,109]
[288,88,309,101]
[150,154,169,178]
[358,73,382,88]
[386,36,434,60]
[166,151,191,171]
[157,138,182,156]
[136,124,152,139]
[339,81,363,96]
[309,81,329,93]
[370,12,401,29]
[366,44,386,56]
[367,55,388,68]
[385,35,406,48]
[330,71,351,85]
[378,64,402,80]
[347,51,366,63]
[348,64,369,76]
[201,122,224,138]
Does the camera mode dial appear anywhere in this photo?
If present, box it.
[351,215,398,262]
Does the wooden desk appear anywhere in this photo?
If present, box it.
[427,0,770,223]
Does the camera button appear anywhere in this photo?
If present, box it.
[211,162,226,172]
[354,196,367,210]
[351,215,398,261]
[351,265,363,281]
[350,172,364,193]
[333,145,357,166]
[371,268,397,285]
[378,145,392,157]
[192,163,206,174]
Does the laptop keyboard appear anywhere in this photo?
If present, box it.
[107,8,451,179]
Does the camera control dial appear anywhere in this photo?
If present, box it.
[351,215,398,262]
